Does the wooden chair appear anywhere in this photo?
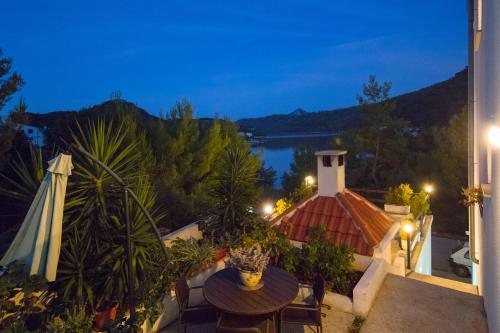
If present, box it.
[216,312,271,333]
[175,276,217,333]
[280,274,326,333]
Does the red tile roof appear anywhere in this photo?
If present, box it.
[276,190,394,256]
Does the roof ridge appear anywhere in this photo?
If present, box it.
[335,193,372,247]
[336,192,378,247]
[345,189,395,222]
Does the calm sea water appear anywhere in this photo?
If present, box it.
[250,133,336,188]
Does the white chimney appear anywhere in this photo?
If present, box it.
[315,150,347,197]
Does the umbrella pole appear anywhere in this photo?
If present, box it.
[124,188,136,319]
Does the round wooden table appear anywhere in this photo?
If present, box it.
[203,266,299,316]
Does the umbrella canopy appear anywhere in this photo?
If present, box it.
[0,153,73,281]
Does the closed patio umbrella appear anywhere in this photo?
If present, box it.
[0,153,73,281]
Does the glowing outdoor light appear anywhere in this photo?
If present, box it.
[403,223,413,234]
[263,203,274,216]
[424,184,434,194]
[304,175,315,186]
[488,126,500,148]
[403,222,414,269]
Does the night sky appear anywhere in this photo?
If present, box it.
[1,0,467,119]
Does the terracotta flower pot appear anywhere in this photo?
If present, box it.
[214,248,227,261]
[239,270,262,287]
[93,302,119,331]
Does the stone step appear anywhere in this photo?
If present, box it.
[407,272,479,295]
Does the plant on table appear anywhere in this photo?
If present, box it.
[229,244,270,287]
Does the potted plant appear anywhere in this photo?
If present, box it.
[410,191,430,220]
[461,187,484,216]
[384,184,413,215]
[229,244,270,288]
[169,237,215,277]
[93,300,119,331]
[214,247,228,261]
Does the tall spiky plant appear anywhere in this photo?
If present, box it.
[210,142,262,234]
[60,118,163,309]
[0,145,45,203]
[99,177,164,305]
[63,119,142,233]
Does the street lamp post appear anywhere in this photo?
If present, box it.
[263,203,274,219]
[403,222,414,270]
[421,184,433,234]
[304,175,315,187]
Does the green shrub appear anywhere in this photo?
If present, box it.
[410,191,430,217]
[300,226,354,292]
[385,183,413,206]
[240,218,294,265]
[46,316,66,333]
[64,305,92,333]
[169,237,215,276]
[279,246,302,273]
[0,261,49,331]
[276,225,355,293]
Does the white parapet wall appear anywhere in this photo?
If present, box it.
[161,221,203,247]
[414,215,433,275]
[373,222,399,266]
[352,258,387,316]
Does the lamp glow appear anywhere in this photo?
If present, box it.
[304,175,315,186]
[263,203,274,215]
[403,223,413,234]
[488,126,500,147]
[424,184,433,194]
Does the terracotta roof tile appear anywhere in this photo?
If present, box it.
[277,190,394,256]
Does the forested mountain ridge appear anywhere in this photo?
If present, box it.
[26,99,220,145]
[237,68,468,135]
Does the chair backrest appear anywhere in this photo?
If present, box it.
[175,276,190,312]
[313,274,325,306]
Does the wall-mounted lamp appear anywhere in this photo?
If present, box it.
[487,126,500,148]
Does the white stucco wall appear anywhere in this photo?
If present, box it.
[415,224,432,275]
[474,0,500,331]
[353,258,387,316]
[161,221,203,247]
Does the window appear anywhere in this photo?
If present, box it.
[322,156,332,167]
[338,155,344,166]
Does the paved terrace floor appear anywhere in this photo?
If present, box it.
[161,273,487,333]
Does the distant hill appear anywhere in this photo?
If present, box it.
[237,68,468,135]
[27,99,220,146]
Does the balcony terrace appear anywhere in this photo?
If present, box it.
[159,273,487,333]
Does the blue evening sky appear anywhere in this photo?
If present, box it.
[1,0,466,119]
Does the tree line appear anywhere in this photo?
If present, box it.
[281,76,468,235]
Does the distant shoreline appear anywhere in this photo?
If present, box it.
[256,132,336,139]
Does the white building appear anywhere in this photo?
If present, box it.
[469,0,500,331]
